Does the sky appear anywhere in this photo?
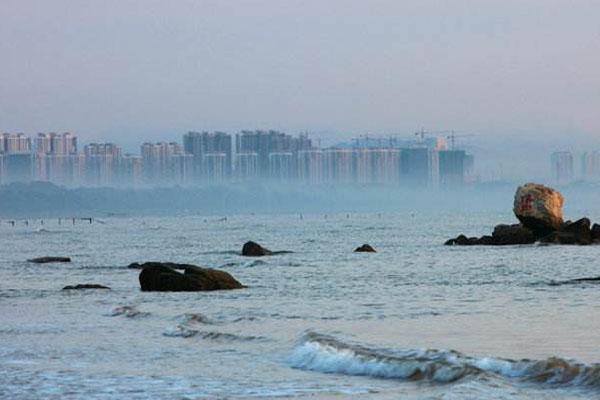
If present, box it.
[1,0,600,175]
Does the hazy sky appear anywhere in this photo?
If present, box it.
[1,0,599,152]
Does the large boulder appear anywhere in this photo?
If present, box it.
[491,224,536,245]
[513,183,564,237]
[138,262,244,291]
[242,241,273,257]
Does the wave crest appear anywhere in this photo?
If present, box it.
[289,332,600,388]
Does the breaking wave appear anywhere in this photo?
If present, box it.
[289,332,600,388]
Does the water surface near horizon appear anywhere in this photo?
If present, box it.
[2,211,600,399]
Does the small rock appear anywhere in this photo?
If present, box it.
[242,241,273,257]
[28,256,71,264]
[354,244,376,252]
[62,284,111,290]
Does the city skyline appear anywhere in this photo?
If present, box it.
[2,129,600,187]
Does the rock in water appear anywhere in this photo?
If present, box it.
[354,244,376,252]
[592,223,600,243]
[513,183,564,237]
[491,224,536,245]
[62,284,110,290]
[242,241,272,257]
[138,262,244,291]
[28,256,71,264]
[540,218,592,245]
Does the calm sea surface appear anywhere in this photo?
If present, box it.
[2,211,600,399]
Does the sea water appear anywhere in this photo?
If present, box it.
[2,211,600,399]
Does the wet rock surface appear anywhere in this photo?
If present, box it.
[138,262,244,291]
[354,244,376,252]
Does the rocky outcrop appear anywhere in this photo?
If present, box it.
[138,262,244,291]
[513,183,564,236]
[242,241,273,257]
[354,244,376,252]
[491,224,536,245]
[28,256,71,263]
[540,218,593,245]
[62,284,110,290]
[446,184,600,246]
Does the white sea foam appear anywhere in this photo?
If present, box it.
[289,332,600,388]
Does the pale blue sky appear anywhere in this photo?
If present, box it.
[1,0,599,153]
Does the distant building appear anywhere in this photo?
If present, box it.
[84,143,122,186]
[581,151,600,181]
[323,149,354,183]
[297,150,324,184]
[235,130,311,178]
[141,142,190,185]
[1,133,31,154]
[268,152,295,180]
[438,150,467,186]
[183,131,232,182]
[400,148,430,186]
[551,151,574,184]
[235,153,259,181]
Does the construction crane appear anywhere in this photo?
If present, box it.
[446,131,475,150]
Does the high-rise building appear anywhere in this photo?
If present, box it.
[201,153,227,183]
[551,151,574,184]
[84,143,121,186]
[581,151,600,181]
[323,149,354,183]
[183,131,232,181]
[400,148,430,186]
[1,133,32,154]
[236,130,311,178]
[235,153,259,181]
[297,150,324,184]
[118,154,143,186]
[141,142,190,184]
[268,152,295,180]
[438,150,467,187]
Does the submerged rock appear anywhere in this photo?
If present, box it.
[138,262,244,291]
[242,241,273,257]
[513,183,564,236]
[354,244,376,253]
[28,256,71,264]
[62,284,110,290]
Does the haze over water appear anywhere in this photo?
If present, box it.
[2,1,600,399]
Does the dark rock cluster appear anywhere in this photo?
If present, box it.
[446,218,600,246]
[446,183,600,246]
